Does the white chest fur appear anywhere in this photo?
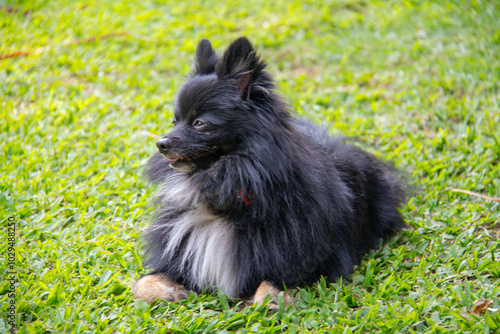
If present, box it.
[156,174,240,296]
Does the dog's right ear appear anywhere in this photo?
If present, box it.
[216,37,261,99]
[193,39,218,75]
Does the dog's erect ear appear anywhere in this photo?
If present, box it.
[216,37,258,98]
[194,39,218,75]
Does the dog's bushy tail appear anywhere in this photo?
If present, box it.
[326,136,406,261]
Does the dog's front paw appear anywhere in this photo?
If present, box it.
[251,281,293,310]
[133,273,189,303]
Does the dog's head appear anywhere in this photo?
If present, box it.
[156,37,277,172]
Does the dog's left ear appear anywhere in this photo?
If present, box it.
[216,37,260,99]
[194,39,218,75]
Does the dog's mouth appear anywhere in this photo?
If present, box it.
[168,157,189,163]
[167,156,194,170]
[165,146,219,172]
[168,158,190,172]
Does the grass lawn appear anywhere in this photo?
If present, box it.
[1,0,500,332]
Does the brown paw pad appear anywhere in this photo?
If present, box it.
[133,274,189,304]
[251,281,293,310]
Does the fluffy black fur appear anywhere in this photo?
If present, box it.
[142,37,406,298]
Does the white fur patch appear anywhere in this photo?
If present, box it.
[156,197,239,296]
[157,173,200,208]
[152,171,240,296]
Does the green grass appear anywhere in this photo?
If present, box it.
[1,0,499,332]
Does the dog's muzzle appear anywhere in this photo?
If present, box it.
[156,137,172,156]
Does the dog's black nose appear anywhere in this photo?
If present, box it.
[156,137,172,155]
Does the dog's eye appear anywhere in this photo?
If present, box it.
[193,120,206,129]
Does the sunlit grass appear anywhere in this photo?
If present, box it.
[1,0,499,332]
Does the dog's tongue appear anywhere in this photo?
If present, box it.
[169,157,179,162]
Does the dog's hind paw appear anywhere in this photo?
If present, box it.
[251,281,293,310]
[133,273,189,303]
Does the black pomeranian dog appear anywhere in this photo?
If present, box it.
[133,37,406,306]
